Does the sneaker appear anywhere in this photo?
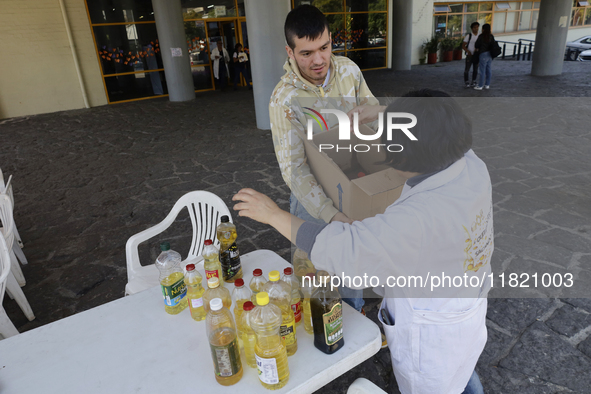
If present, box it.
[484,85,490,89]
[381,333,388,349]
[465,82,471,88]
[474,86,483,90]
[471,80,477,87]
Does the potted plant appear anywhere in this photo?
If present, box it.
[423,37,439,64]
[453,37,464,60]
[440,37,455,62]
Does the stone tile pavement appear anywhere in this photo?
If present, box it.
[1,59,590,393]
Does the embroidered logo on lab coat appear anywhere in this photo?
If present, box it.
[463,206,493,273]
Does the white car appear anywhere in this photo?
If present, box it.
[577,48,591,61]
[565,35,591,60]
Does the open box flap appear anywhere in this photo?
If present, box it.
[351,167,407,196]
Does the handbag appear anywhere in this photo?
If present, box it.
[490,38,502,58]
[471,51,480,64]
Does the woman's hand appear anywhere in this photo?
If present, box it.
[347,105,387,131]
[232,188,282,225]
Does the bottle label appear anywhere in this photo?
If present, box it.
[161,278,187,307]
[280,321,296,346]
[255,354,279,385]
[292,301,302,323]
[323,302,343,346]
[210,338,241,377]
[190,297,204,308]
[219,242,241,281]
[205,269,219,281]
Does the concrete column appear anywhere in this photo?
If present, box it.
[245,0,291,130]
[531,0,573,76]
[151,0,195,101]
[390,0,413,70]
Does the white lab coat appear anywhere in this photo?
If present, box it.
[210,47,230,79]
[311,150,494,394]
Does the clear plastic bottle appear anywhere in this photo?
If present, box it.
[282,267,303,326]
[185,263,206,321]
[293,248,316,283]
[156,242,188,315]
[241,301,257,369]
[216,215,243,282]
[249,268,267,305]
[232,278,252,348]
[206,298,243,386]
[203,277,232,313]
[310,270,345,354]
[301,273,316,335]
[262,270,297,356]
[203,239,224,287]
[250,292,290,390]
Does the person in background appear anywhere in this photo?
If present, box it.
[474,23,495,91]
[462,22,480,88]
[211,40,230,91]
[233,43,252,91]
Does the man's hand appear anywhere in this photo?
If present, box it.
[347,105,387,130]
[330,211,354,225]
[215,55,220,59]
[232,188,281,225]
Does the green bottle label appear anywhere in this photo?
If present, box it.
[220,242,241,281]
[161,277,187,306]
[210,338,242,377]
[323,302,343,346]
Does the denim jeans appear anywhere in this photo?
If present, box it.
[289,193,365,312]
[477,51,492,87]
[461,370,484,394]
[233,65,251,88]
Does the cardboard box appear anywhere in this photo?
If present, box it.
[298,126,407,221]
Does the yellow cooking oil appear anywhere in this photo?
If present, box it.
[241,301,257,368]
[209,327,244,386]
[263,270,298,356]
[160,271,188,315]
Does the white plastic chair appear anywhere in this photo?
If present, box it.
[0,169,24,250]
[125,191,233,296]
[0,195,34,322]
[0,232,20,338]
[347,378,388,394]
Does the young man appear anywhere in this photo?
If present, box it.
[210,40,230,91]
[235,90,491,394]
[462,22,480,88]
[268,5,383,312]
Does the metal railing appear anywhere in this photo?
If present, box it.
[496,39,534,61]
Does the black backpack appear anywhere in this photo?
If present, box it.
[490,37,502,58]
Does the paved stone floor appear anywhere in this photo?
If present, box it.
[1,59,590,393]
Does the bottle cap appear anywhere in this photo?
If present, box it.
[253,269,262,277]
[207,277,220,288]
[268,270,280,282]
[210,298,223,311]
[243,301,254,311]
[316,270,331,284]
[160,242,170,251]
[234,278,244,287]
[284,267,293,276]
[186,264,195,271]
[204,239,213,246]
[256,292,270,306]
[220,215,230,223]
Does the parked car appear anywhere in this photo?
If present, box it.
[565,35,591,60]
[577,48,591,61]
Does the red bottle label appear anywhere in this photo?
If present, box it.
[292,301,302,323]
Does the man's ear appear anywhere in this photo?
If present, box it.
[285,45,294,60]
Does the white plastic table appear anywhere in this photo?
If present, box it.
[0,250,382,394]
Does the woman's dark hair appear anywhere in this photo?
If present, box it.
[284,5,330,49]
[381,89,472,173]
[481,23,492,43]
[235,43,243,52]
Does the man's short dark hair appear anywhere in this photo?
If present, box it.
[470,21,480,28]
[284,5,330,50]
[381,89,472,173]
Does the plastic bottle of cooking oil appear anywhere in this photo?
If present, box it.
[232,278,252,348]
[301,273,316,334]
[262,270,297,356]
[185,263,206,321]
[216,215,243,282]
[206,298,243,386]
[293,248,316,283]
[203,239,224,287]
[156,242,188,315]
[249,268,267,305]
[203,277,232,313]
[310,270,345,354]
[241,301,257,369]
[282,267,303,326]
[250,292,290,390]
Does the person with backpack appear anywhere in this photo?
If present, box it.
[473,23,500,90]
[462,22,480,88]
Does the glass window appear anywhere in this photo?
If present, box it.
[531,10,539,29]
[506,11,519,31]
[346,0,387,12]
[495,3,511,11]
[346,49,386,69]
[237,0,245,16]
[519,11,532,30]
[586,8,591,25]
[295,0,343,13]
[479,3,493,11]
[185,21,208,64]
[508,2,520,10]
[447,14,463,37]
[493,12,507,33]
[449,4,464,13]
[572,8,585,25]
[191,65,213,90]
[368,0,387,12]
[478,12,492,26]
[534,2,541,8]
[463,13,478,33]
[434,5,451,13]
[521,1,533,10]
[93,24,163,75]
[181,0,237,19]
[434,14,447,36]
[327,14,346,51]
[105,71,167,102]
[466,4,479,13]
[87,0,155,24]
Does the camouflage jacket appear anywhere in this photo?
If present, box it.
[269,55,379,222]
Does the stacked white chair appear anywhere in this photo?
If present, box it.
[0,169,26,258]
[125,191,232,296]
[0,194,34,322]
[0,232,19,338]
